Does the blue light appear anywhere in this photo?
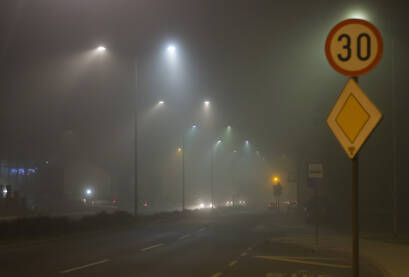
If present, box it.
[27,168,36,174]
[10,168,37,175]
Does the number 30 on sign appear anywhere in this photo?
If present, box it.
[325,19,383,76]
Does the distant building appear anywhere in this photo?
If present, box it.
[0,160,64,213]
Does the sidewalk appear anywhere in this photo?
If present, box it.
[270,225,409,277]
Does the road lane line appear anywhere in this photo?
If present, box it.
[240,252,247,257]
[178,233,191,240]
[59,259,110,274]
[140,243,164,252]
[254,256,351,269]
[282,256,338,260]
[198,227,206,233]
[266,273,284,277]
[211,272,223,277]
[228,260,238,267]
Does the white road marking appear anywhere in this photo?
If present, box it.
[178,233,191,240]
[60,259,110,274]
[254,256,351,269]
[140,243,164,252]
[198,227,206,233]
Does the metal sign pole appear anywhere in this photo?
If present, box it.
[352,76,360,277]
[352,154,359,277]
[315,185,319,249]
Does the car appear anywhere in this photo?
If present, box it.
[225,200,233,207]
[238,200,247,206]
[287,200,298,211]
[267,200,279,210]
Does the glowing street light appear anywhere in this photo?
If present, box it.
[178,147,182,152]
[216,140,222,144]
[204,100,210,106]
[158,100,165,105]
[86,189,92,196]
[192,125,197,128]
[345,9,369,20]
[96,46,106,52]
[273,176,280,184]
[167,45,176,54]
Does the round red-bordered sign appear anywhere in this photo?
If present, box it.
[325,19,383,76]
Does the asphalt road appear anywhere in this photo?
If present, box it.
[0,210,382,277]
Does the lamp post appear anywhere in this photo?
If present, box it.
[211,140,222,208]
[231,150,237,206]
[180,125,197,211]
[134,44,176,216]
[177,146,185,211]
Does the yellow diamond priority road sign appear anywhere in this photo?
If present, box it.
[327,78,382,159]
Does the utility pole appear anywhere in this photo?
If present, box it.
[182,136,185,212]
[134,63,139,217]
[391,38,398,237]
[211,148,214,208]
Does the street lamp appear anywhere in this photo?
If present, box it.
[345,9,369,20]
[167,45,176,55]
[204,100,210,106]
[96,46,106,52]
[134,43,179,216]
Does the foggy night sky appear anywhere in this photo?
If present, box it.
[0,0,408,211]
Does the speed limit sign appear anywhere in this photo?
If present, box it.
[325,19,383,76]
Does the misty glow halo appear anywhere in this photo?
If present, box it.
[96,46,106,52]
[167,45,176,54]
